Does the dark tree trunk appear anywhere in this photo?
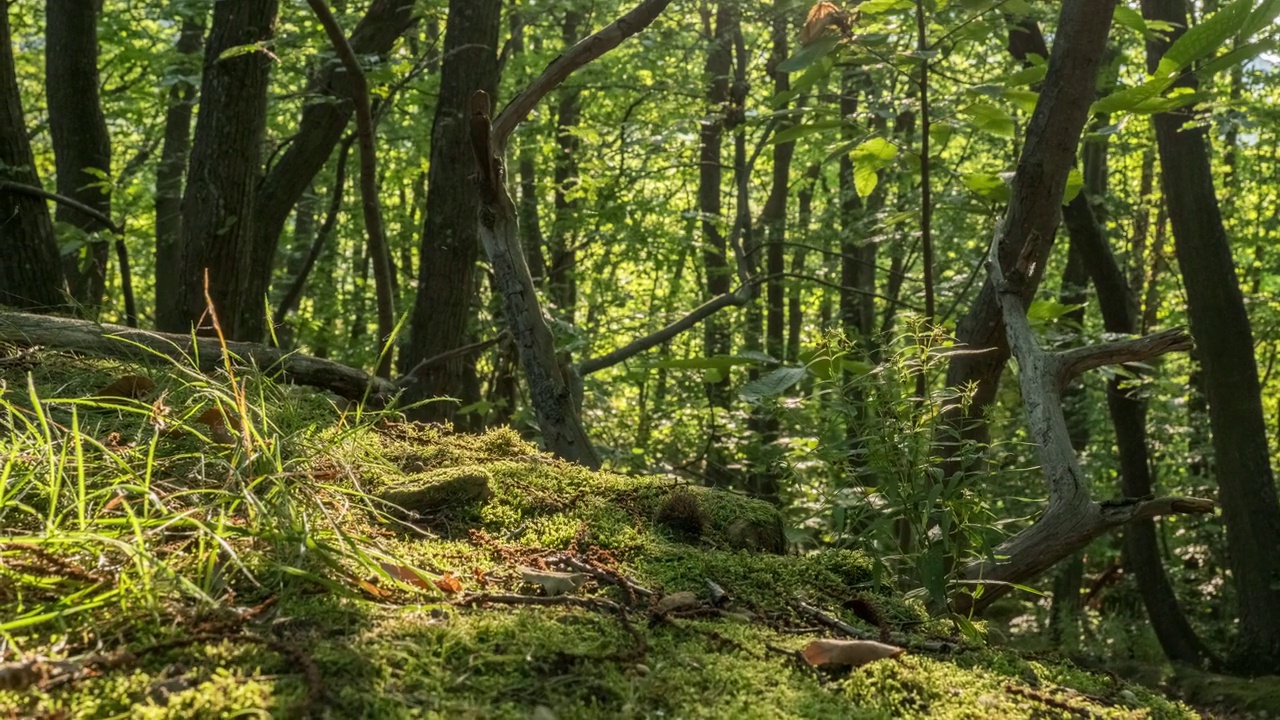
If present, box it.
[700,2,733,410]
[1142,0,1280,674]
[0,0,64,311]
[549,10,583,327]
[240,0,416,341]
[762,3,792,369]
[168,0,279,337]
[154,8,204,330]
[45,0,111,312]
[400,0,501,419]
[787,165,819,363]
[941,0,1116,479]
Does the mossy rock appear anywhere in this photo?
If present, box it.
[375,465,493,519]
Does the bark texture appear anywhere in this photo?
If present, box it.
[154,9,205,330]
[400,0,501,420]
[169,0,279,337]
[0,0,64,311]
[1142,0,1280,674]
[45,0,112,310]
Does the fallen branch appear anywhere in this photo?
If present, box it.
[951,229,1214,614]
[0,310,394,403]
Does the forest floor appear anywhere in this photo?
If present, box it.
[0,344,1274,718]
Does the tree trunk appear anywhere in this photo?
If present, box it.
[45,0,111,312]
[549,10,583,328]
[400,0,501,421]
[154,8,204,330]
[787,165,819,363]
[700,2,733,413]
[169,0,279,338]
[0,0,64,311]
[240,0,416,341]
[1142,0,1280,674]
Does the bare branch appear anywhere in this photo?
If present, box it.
[491,0,674,148]
[0,181,123,235]
[579,291,749,376]
[1053,327,1192,384]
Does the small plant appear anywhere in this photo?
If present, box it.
[751,316,1013,608]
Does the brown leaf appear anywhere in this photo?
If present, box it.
[94,374,155,400]
[800,1,845,45]
[801,639,904,667]
[652,591,699,615]
[433,572,464,595]
[358,579,392,599]
[379,561,435,591]
[194,407,235,445]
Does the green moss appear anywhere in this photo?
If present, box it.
[0,355,1204,719]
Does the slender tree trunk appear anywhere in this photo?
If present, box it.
[549,9,583,328]
[0,0,64,311]
[154,8,204,330]
[1142,0,1280,674]
[401,0,501,419]
[169,0,280,337]
[45,0,111,312]
[700,2,733,410]
[787,165,820,363]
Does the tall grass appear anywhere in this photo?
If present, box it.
[0,344,433,648]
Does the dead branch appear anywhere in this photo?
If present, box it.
[951,232,1214,614]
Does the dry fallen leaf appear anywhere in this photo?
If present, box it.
[94,374,155,400]
[801,638,904,668]
[194,407,236,445]
[433,572,464,595]
[379,561,435,590]
[520,567,586,596]
[652,591,699,615]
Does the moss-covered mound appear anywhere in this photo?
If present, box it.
[0,352,1208,718]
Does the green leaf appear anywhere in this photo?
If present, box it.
[1002,88,1039,113]
[998,64,1047,87]
[1196,39,1276,79]
[1242,0,1280,38]
[961,172,1010,202]
[773,57,833,108]
[860,0,913,13]
[959,103,1015,138]
[1113,6,1148,34]
[1089,76,1174,115]
[1027,299,1086,323]
[216,41,271,62]
[1062,168,1084,204]
[849,138,897,197]
[778,35,841,73]
[1157,0,1253,75]
[770,118,850,145]
[741,367,808,402]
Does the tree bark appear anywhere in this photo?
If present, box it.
[940,0,1117,476]
[1007,13,1211,666]
[154,8,205,331]
[468,0,675,467]
[45,0,112,311]
[400,0,501,421]
[0,0,64,311]
[1142,0,1280,674]
[548,10,583,328]
[239,0,416,341]
[700,2,733,413]
[168,0,279,338]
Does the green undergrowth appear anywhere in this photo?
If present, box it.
[0,346,1203,718]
